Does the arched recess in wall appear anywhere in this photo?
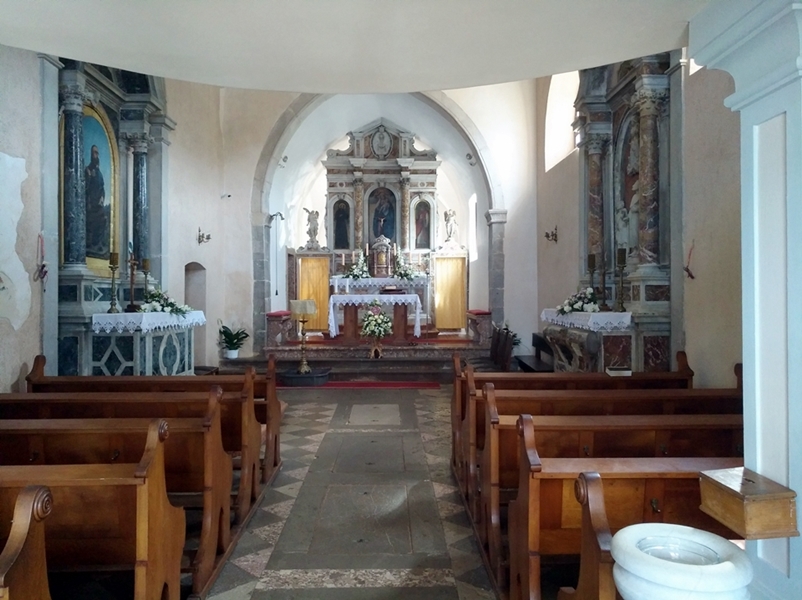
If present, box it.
[248,92,506,351]
[544,71,580,172]
[184,262,207,366]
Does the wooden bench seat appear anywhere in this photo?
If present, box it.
[3,385,260,525]
[26,354,283,487]
[0,420,185,600]
[460,379,743,511]
[0,389,231,598]
[0,485,53,600]
[450,352,698,489]
[507,415,741,600]
[480,399,743,589]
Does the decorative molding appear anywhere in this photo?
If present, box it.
[485,208,508,225]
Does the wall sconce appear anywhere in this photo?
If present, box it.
[544,226,558,243]
[197,228,211,245]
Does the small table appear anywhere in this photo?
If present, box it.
[328,294,422,343]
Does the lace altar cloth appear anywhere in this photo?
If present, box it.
[540,308,632,332]
[329,276,429,294]
[92,310,207,334]
[328,294,421,338]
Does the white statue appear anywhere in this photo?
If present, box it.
[444,209,458,242]
[303,207,320,248]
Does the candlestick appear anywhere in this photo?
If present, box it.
[615,262,626,312]
[109,252,119,267]
[617,247,627,267]
[124,254,139,313]
[107,263,120,313]
[599,255,611,311]
[141,258,150,273]
[587,253,596,272]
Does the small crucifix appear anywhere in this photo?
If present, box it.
[124,253,140,313]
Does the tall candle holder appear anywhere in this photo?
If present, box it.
[587,253,596,298]
[614,255,627,313]
[599,256,611,311]
[107,252,120,314]
[141,258,151,286]
[124,254,140,313]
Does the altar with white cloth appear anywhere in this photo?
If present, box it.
[89,311,206,376]
[328,294,421,343]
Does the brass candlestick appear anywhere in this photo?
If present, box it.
[599,258,611,311]
[107,264,120,313]
[615,263,626,312]
[124,254,139,313]
[297,318,311,374]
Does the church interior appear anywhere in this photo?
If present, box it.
[0,1,801,599]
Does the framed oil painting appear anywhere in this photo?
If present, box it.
[60,104,119,273]
[368,186,396,243]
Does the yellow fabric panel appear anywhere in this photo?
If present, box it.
[434,257,466,329]
[298,257,330,331]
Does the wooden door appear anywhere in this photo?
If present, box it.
[434,256,466,330]
[298,257,330,331]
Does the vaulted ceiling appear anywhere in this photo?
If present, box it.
[0,0,709,93]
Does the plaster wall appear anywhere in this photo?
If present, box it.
[683,67,741,387]
[444,81,538,347]
[535,76,581,325]
[0,45,43,391]
[163,79,226,366]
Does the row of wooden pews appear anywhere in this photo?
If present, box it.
[0,355,284,600]
[450,352,745,600]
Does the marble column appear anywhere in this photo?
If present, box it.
[353,173,364,248]
[485,208,507,325]
[586,134,609,257]
[400,174,411,250]
[635,83,668,265]
[59,81,86,266]
[147,113,176,283]
[128,134,149,264]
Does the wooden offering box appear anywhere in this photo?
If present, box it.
[700,467,799,539]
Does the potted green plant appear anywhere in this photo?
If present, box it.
[219,324,249,359]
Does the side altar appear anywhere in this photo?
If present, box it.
[90,311,206,376]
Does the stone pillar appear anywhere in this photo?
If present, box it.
[353,172,364,249]
[585,134,609,257]
[147,113,176,283]
[128,134,150,264]
[59,74,87,266]
[485,208,507,324]
[635,79,668,265]
[400,174,411,250]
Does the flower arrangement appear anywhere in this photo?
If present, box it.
[556,287,599,315]
[346,252,370,279]
[394,253,416,281]
[140,287,192,316]
[360,300,393,339]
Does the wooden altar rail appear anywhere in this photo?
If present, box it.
[25,354,282,489]
[480,391,744,591]
[507,417,742,600]
[0,485,53,600]
[0,420,186,600]
[0,389,232,598]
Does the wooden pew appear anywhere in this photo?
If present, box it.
[0,389,232,598]
[26,354,282,487]
[450,352,698,490]
[480,394,743,588]
[0,486,53,600]
[507,415,741,600]
[0,420,186,600]
[461,379,742,515]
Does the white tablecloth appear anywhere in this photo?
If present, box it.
[92,310,207,334]
[540,308,631,332]
[328,294,422,338]
[329,276,429,294]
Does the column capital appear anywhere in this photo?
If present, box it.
[485,208,508,225]
[585,133,611,155]
[121,130,151,153]
[59,71,88,113]
[634,87,669,116]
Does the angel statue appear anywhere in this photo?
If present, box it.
[303,207,320,248]
[444,209,458,243]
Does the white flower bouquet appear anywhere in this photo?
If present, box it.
[556,287,599,315]
[394,253,416,281]
[140,287,192,316]
[360,300,393,339]
[346,252,370,280]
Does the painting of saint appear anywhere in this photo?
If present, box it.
[369,187,396,242]
[82,113,113,260]
[333,199,350,249]
[415,201,431,249]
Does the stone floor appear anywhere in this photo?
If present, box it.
[207,385,498,600]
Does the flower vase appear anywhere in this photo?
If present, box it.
[368,337,384,359]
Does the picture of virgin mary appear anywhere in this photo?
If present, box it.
[370,187,396,241]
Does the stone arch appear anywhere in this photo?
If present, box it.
[249,92,505,350]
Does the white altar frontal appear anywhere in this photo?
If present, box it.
[328,294,422,338]
[90,311,206,376]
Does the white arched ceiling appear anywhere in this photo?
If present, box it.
[0,0,709,93]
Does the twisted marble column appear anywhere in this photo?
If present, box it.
[353,174,364,248]
[128,134,149,264]
[400,175,411,250]
[636,88,667,265]
[60,86,86,265]
[586,135,609,258]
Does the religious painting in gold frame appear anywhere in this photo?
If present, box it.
[59,103,120,275]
